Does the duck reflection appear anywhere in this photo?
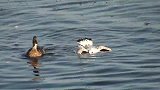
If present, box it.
[27,57,41,81]
[26,36,45,81]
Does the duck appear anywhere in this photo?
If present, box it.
[77,38,112,55]
[26,36,45,58]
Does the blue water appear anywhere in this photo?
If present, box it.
[0,0,160,90]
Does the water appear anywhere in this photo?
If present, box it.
[0,0,160,89]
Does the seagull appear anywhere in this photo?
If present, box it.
[77,38,112,55]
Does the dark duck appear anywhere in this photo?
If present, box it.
[26,36,45,58]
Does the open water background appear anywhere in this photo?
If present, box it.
[0,0,160,90]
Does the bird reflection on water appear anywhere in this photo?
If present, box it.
[26,36,45,81]
[27,57,42,81]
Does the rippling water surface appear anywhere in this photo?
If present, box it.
[0,0,160,90]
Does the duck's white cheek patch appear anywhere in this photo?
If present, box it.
[33,44,38,49]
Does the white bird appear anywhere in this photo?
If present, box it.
[77,38,112,55]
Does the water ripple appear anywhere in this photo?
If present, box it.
[0,0,160,89]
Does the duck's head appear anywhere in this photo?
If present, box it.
[32,36,38,48]
[98,46,112,52]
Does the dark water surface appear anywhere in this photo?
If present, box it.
[0,0,160,90]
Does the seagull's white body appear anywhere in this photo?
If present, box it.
[77,38,112,55]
